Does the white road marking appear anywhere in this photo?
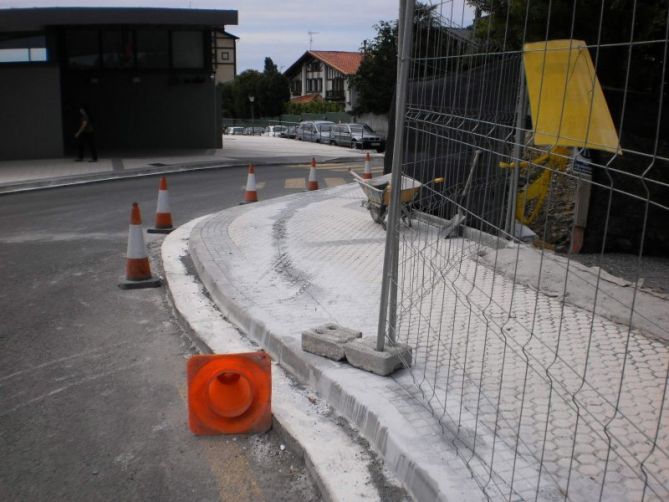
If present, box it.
[325,177,346,187]
[284,178,306,189]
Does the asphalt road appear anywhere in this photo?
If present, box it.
[0,165,332,502]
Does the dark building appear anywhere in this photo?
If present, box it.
[0,7,238,160]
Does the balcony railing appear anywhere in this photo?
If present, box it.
[326,90,345,100]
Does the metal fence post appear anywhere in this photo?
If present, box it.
[376,0,416,351]
[505,70,527,236]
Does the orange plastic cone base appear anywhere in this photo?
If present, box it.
[126,257,152,281]
[307,179,319,191]
[155,212,173,229]
[188,352,272,435]
[244,191,258,203]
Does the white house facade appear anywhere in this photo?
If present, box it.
[284,50,363,112]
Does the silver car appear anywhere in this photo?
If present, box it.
[264,125,287,137]
[330,123,385,152]
[296,120,335,143]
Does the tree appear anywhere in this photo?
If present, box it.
[259,57,291,117]
[467,0,667,94]
[263,57,279,74]
[350,3,451,115]
[219,57,290,119]
[350,20,398,115]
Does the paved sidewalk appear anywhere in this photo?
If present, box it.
[188,185,484,501]
[185,183,669,501]
[0,135,382,193]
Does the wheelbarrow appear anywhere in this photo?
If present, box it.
[350,170,444,229]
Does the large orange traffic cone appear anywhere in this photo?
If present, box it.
[362,152,373,180]
[147,176,174,234]
[241,164,258,204]
[119,202,162,289]
[188,352,272,435]
[307,157,319,191]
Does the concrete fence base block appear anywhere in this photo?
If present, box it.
[344,338,412,376]
[302,323,362,361]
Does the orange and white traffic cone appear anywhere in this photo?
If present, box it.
[362,152,373,180]
[307,157,319,191]
[119,202,161,289]
[241,164,258,204]
[148,176,174,234]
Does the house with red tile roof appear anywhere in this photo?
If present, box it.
[284,50,363,112]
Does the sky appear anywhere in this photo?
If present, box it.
[0,1,474,73]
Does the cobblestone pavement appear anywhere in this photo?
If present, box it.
[391,227,669,501]
[196,184,668,501]
[285,186,669,501]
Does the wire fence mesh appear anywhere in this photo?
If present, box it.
[381,1,669,500]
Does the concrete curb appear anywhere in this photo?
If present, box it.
[0,155,374,196]
[161,216,394,502]
[186,187,485,502]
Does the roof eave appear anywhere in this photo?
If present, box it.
[284,50,361,78]
[0,7,238,32]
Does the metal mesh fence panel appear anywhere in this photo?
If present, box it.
[380,1,669,500]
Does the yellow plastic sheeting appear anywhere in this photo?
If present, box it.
[523,40,621,154]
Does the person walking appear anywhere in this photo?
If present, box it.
[74,106,98,162]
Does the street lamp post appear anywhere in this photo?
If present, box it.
[248,95,255,134]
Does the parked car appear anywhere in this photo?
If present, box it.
[295,120,335,143]
[226,126,245,135]
[243,126,265,135]
[330,123,385,152]
[282,125,297,139]
[264,125,287,137]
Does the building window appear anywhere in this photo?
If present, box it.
[64,29,208,71]
[172,31,204,69]
[332,78,344,92]
[327,67,343,79]
[0,33,47,63]
[291,79,302,95]
[66,30,100,68]
[102,30,135,69]
[306,78,322,93]
[307,61,321,72]
[220,51,230,62]
[137,30,169,69]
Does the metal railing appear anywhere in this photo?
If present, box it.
[379,1,669,500]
